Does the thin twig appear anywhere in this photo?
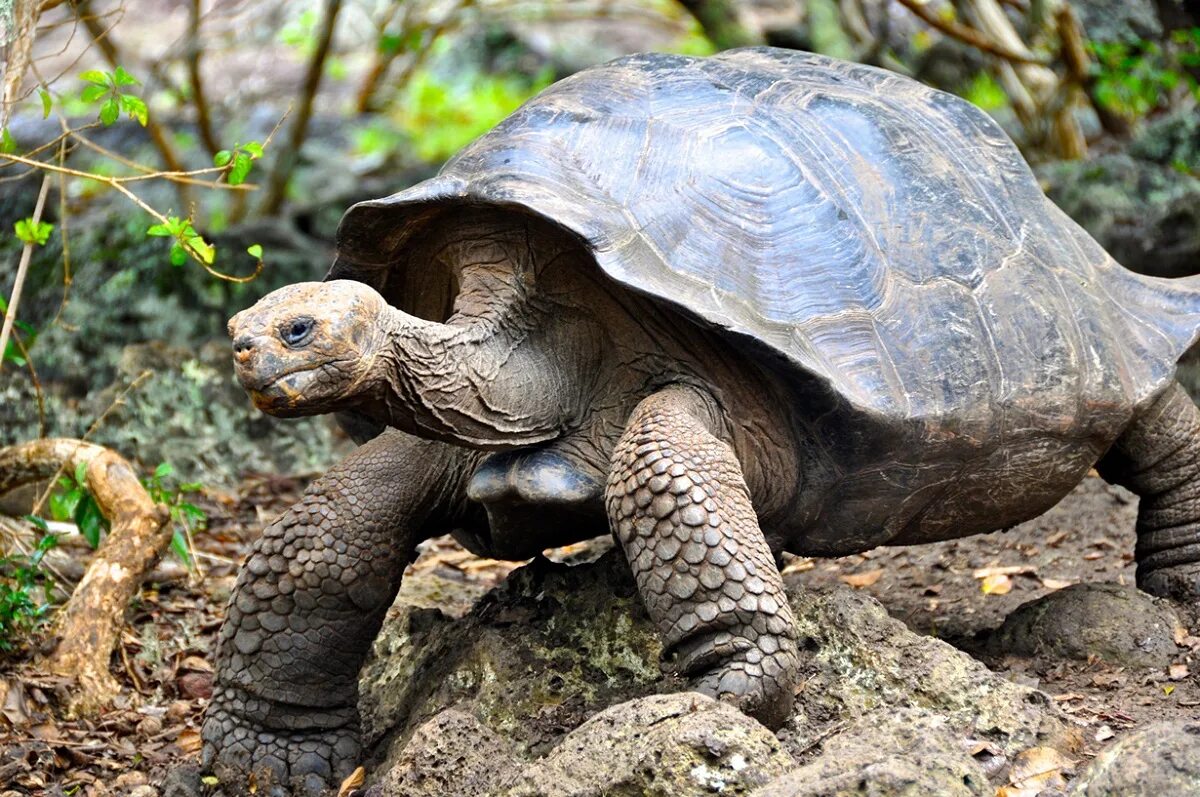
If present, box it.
[259,0,344,215]
[185,0,221,158]
[895,0,1049,65]
[0,175,52,376]
[10,332,47,438]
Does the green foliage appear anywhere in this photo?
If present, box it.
[1,127,16,153]
[962,72,1011,113]
[147,216,215,267]
[80,67,148,127]
[398,67,554,162]
[0,296,37,369]
[141,462,207,568]
[0,521,58,652]
[213,140,264,186]
[1089,29,1200,119]
[50,461,109,548]
[14,218,54,247]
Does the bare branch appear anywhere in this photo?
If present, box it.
[0,175,52,376]
[186,0,221,158]
[895,0,1050,65]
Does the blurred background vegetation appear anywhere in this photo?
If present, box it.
[0,0,1198,492]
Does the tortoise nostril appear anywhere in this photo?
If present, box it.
[233,336,255,356]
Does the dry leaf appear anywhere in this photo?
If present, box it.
[1094,725,1114,742]
[176,728,203,755]
[1005,745,1076,796]
[1041,578,1074,590]
[980,574,1012,595]
[839,568,884,588]
[781,557,815,575]
[337,766,365,797]
[179,656,213,673]
[1169,663,1190,680]
[1083,551,1104,561]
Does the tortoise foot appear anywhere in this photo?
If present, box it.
[200,687,361,797]
[680,631,799,729]
[1139,561,1200,603]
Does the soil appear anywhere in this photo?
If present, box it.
[0,474,1197,795]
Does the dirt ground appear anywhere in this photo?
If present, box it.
[1,473,1197,794]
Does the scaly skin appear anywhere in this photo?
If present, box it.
[606,386,800,727]
[1100,383,1200,600]
[201,429,470,795]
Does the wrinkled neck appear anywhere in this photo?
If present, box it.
[361,302,569,449]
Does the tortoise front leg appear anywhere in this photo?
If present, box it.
[201,429,473,794]
[606,386,800,728]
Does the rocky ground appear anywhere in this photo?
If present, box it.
[3,473,1199,796]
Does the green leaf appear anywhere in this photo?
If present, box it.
[146,223,173,237]
[23,515,49,533]
[120,94,148,126]
[201,777,219,787]
[1,127,18,154]
[79,70,110,86]
[213,149,232,167]
[242,141,264,158]
[170,530,193,568]
[246,243,263,259]
[80,84,109,103]
[14,218,53,246]
[38,89,52,118]
[99,97,119,126]
[49,489,81,523]
[154,462,174,480]
[228,152,252,185]
[74,460,89,487]
[75,496,106,548]
[113,66,140,87]
[169,242,188,267]
[187,235,215,264]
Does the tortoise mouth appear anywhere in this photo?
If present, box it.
[242,358,355,412]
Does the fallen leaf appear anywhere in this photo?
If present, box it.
[176,728,203,755]
[1040,578,1074,590]
[179,656,213,673]
[1083,551,1104,561]
[337,766,365,797]
[1004,745,1076,796]
[1046,530,1070,546]
[178,672,213,700]
[839,568,884,588]
[781,557,815,575]
[980,573,1012,595]
[1094,725,1114,742]
[1169,663,1190,681]
[1092,672,1124,689]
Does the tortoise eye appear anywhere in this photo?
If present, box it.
[281,317,315,347]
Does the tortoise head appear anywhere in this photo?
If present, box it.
[228,280,389,417]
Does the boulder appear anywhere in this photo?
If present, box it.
[985,582,1184,669]
[1069,721,1200,796]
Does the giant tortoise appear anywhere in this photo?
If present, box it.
[205,48,1200,792]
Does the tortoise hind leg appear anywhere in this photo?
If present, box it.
[606,386,800,728]
[1098,382,1200,599]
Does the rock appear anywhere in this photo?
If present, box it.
[505,693,793,797]
[755,709,992,797]
[1071,0,1162,42]
[1069,721,1200,796]
[784,586,1066,757]
[373,710,519,797]
[985,582,1183,669]
[362,552,1069,793]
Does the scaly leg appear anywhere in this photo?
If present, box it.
[201,429,473,794]
[606,386,800,728]
[1098,383,1200,600]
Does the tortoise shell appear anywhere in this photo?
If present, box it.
[331,47,1200,435]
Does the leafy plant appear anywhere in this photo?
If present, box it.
[79,67,148,127]
[14,217,54,247]
[213,140,265,186]
[0,519,58,652]
[141,463,207,568]
[50,462,109,548]
[0,296,36,368]
[146,216,216,267]
[1089,29,1200,119]
[397,66,554,162]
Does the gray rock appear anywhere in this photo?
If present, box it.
[374,710,519,797]
[785,587,1066,757]
[362,553,1069,793]
[504,693,793,797]
[754,709,992,797]
[1069,721,1200,796]
[985,582,1184,669]
[1072,0,1162,42]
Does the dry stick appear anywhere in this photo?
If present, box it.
[894,0,1050,65]
[259,0,344,216]
[0,439,172,717]
[0,175,52,376]
[0,151,262,283]
[185,0,221,158]
[10,334,47,437]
